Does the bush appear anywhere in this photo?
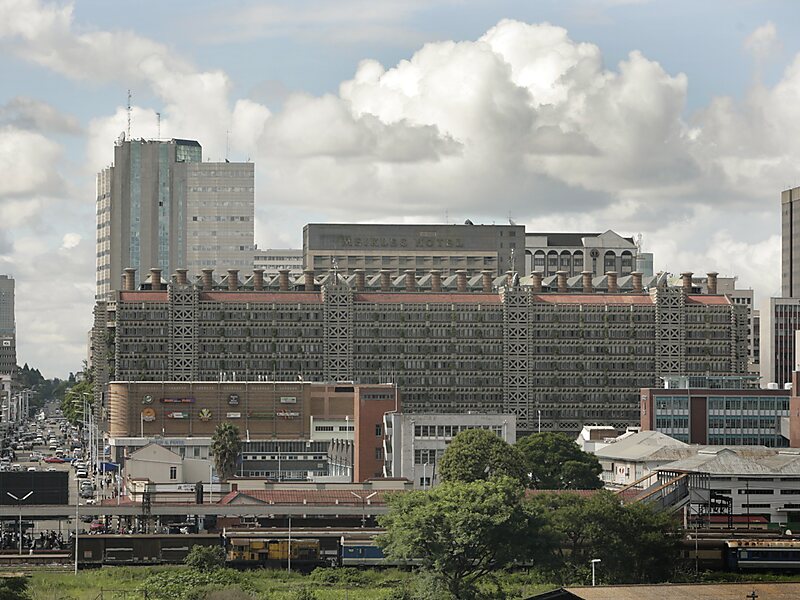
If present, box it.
[137,568,249,600]
[0,577,30,600]
[185,545,226,571]
[290,588,317,600]
[308,567,369,586]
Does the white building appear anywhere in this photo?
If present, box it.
[383,413,516,489]
[125,442,213,485]
[592,430,693,487]
[253,249,304,274]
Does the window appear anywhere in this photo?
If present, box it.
[375,424,382,437]
[375,447,383,459]
[169,466,177,480]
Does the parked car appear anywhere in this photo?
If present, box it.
[26,467,36,472]
[44,456,65,464]
[76,469,88,478]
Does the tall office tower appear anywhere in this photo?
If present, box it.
[96,138,254,300]
[782,187,800,298]
[0,275,15,375]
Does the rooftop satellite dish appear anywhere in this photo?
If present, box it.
[464,219,474,225]
[117,131,126,144]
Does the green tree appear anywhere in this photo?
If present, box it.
[184,544,226,570]
[528,490,681,584]
[437,428,528,487]
[516,433,602,489]
[379,477,547,599]
[211,422,241,481]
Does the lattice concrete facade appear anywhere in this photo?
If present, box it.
[93,269,749,434]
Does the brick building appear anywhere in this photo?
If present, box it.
[93,268,749,434]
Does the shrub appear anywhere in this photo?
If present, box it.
[290,588,317,600]
[185,545,226,571]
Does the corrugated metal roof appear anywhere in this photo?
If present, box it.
[219,490,389,506]
[536,582,800,599]
[662,448,800,476]
[531,294,654,305]
[593,431,689,461]
[353,293,502,304]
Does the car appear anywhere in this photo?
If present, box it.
[79,489,94,499]
[76,469,88,478]
[46,467,56,472]
[44,456,65,464]
[26,467,36,472]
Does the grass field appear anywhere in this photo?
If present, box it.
[23,566,554,600]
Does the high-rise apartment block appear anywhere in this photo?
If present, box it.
[782,187,800,298]
[0,275,15,375]
[93,268,748,435]
[96,138,254,299]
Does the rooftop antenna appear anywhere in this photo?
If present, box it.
[510,248,516,273]
[445,209,449,225]
[127,89,132,139]
[226,129,230,161]
[156,112,161,140]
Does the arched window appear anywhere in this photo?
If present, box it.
[573,251,584,275]
[604,251,616,273]
[533,251,545,271]
[547,251,558,275]
[621,250,633,274]
[559,250,571,271]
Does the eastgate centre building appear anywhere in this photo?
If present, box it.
[302,223,525,276]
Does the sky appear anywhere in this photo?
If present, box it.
[1,0,799,378]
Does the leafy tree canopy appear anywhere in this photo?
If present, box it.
[516,432,602,490]
[527,490,681,585]
[184,544,226,571]
[211,422,241,481]
[437,428,528,487]
[379,477,549,599]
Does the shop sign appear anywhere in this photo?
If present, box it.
[162,398,195,404]
[280,396,297,404]
[142,395,153,405]
[141,408,156,422]
[166,411,188,419]
[226,412,241,419]
[198,409,212,422]
[277,410,300,419]
[228,394,240,405]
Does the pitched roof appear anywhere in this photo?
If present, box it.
[529,583,800,600]
[218,489,390,506]
[593,431,689,461]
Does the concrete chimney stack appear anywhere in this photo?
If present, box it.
[606,271,618,293]
[278,269,290,292]
[123,268,136,292]
[252,269,264,291]
[405,270,416,292]
[455,270,468,293]
[631,271,643,293]
[355,269,366,292]
[175,269,188,286]
[707,271,719,295]
[556,270,569,293]
[304,269,315,292]
[430,270,442,292]
[150,268,162,291]
[380,269,392,292]
[531,271,543,293]
[582,271,593,294]
[227,269,240,291]
[201,269,214,291]
[681,272,693,294]
[481,270,493,293]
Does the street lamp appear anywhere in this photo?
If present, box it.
[590,558,601,587]
[350,491,377,528]
[6,491,33,554]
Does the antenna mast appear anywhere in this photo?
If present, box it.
[226,130,230,161]
[156,112,161,140]
[127,89,132,139]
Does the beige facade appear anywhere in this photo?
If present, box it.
[125,443,212,485]
[185,162,255,278]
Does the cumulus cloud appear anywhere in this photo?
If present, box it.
[0,97,81,134]
[1,2,800,374]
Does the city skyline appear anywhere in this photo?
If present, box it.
[1,0,799,376]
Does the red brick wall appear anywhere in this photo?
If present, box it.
[354,386,399,481]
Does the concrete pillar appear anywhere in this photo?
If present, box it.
[631,271,643,293]
[380,269,392,292]
[201,269,214,291]
[150,268,162,291]
[123,268,136,292]
[404,270,416,292]
[707,271,718,295]
[227,269,239,291]
[531,271,543,293]
[582,271,593,294]
[681,272,693,294]
[481,270,493,293]
[252,269,265,291]
[278,269,290,291]
[607,271,618,294]
[355,269,366,292]
[175,269,188,286]
[304,269,315,292]
[430,270,442,293]
[455,270,468,293]
[556,270,568,293]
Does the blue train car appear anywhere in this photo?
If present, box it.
[727,540,800,570]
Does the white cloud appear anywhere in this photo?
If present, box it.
[745,21,781,63]
[61,232,81,249]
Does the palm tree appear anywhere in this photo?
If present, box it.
[210,422,241,481]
